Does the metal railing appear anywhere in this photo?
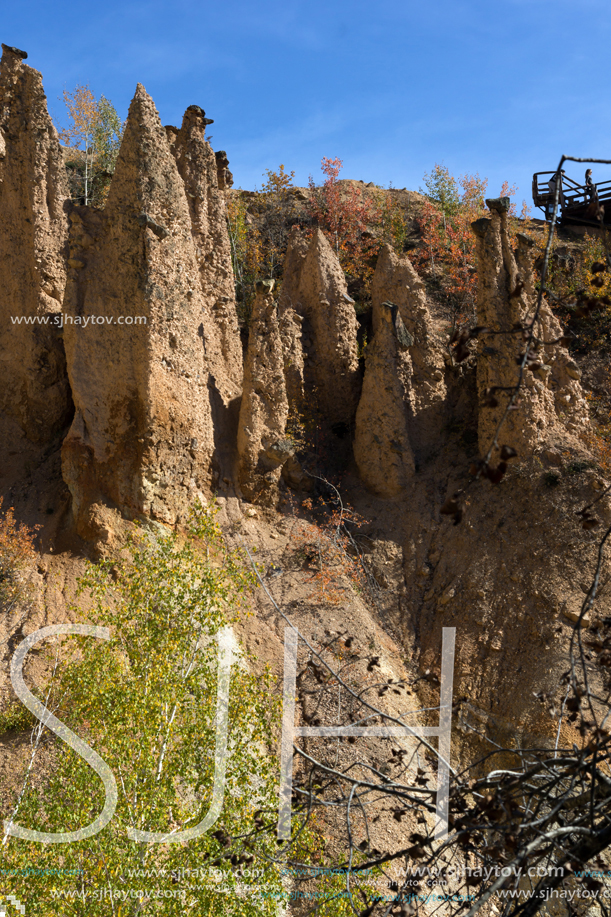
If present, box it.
[532,171,611,214]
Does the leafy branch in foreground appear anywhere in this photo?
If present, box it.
[0,502,285,914]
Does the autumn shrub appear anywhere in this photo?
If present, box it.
[543,231,611,353]
[257,164,298,281]
[0,497,38,615]
[284,492,372,607]
[413,164,530,329]
[306,157,409,303]
[227,165,301,325]
[226,191,263,325]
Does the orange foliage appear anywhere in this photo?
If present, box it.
[412,169,488,323]
[287,496,370,606]
[59,84,98,150]
[0,498,38,611]
[307,157,380,285]
[306,158,408,297]
[413,165,530,326]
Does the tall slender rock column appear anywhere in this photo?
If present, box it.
[354,299,415,496]
[0,44,72,441]
[61,85,224,538]
[171,106,242,393]
[472,198,590,457]
[237,281,290,504]
[370,244,446,458]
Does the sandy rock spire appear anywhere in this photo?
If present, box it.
[472,198,590,457]
[0,44,72,441]
[61,84,225,540]
[354,300,415,496]
[370,244,446,457]
[237,281,291,504]
[280,227,360,425]
[171,106,242,393]
[214,150,233,190]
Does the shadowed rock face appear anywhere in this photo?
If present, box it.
[279,306,305,412]
[237,281,290,504]
[472,199,590,458]
[280,227,360,425]
[354,300,415,496]
[61,85,224,539]
[172,107,242,393]
[0,46,72,441]
[370,244,446,460]
[214,150,233,190]
[278,226,309,417]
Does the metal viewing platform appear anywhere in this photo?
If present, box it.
[532,171,611,227]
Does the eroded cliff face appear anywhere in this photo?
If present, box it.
[61,85,239,540]
[171,106,242,391]
[370,243,446,460]
[0,45,72,442]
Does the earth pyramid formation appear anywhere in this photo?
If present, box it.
[0,44,72,442]
[61,84,242,540]
[0,53,245,540]
[472,197,590,459]
[0,49,597,552]
[280,227,361,426]
[354,298,416,496]
[369,243,447,462]
[170,105,242,389]
[3,49,611,787]
[237,280,290,503]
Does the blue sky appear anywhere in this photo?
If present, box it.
[4,0,611,209]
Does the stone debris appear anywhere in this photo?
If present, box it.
[237,281,291,504]
[354,299,415,496]
[472,198,590,457]
[0,45,72,441]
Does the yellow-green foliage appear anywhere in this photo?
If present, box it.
[544,231,611,352]
[0,502,285,914]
